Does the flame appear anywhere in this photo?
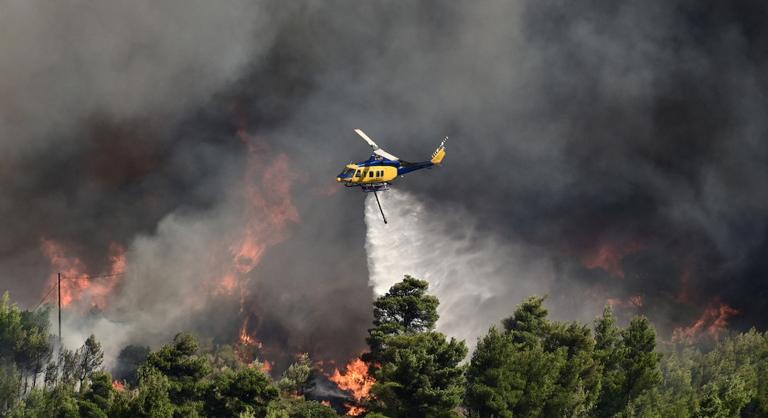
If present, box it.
[232,153,299,272]
[112,380,126,392]
[606,294,644,309]
[40,239,126,309]
[345,405,367,416]
[329,358,375,416]
[216,273,238,296]
[261,360,272,375]
[218,124,299,357]
[238,317,263,349]
[581,241,644,278]
[672,302,740,342]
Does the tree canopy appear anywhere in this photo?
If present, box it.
[2,280,768,417]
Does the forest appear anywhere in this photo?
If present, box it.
[1,276,767,418]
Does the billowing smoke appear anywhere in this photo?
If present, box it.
[365,190,562,347]
[1,0,767,371]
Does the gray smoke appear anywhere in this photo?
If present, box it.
[1,0,767,370]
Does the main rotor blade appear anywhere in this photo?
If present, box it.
[354,129,400,161]
[354,129,379,150]
[374,149,400,161]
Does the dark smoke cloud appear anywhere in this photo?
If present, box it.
[1,0,767,368]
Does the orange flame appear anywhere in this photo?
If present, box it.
[40,239,126,309]
[329,358,375,416]
[112,380,126,392]
[672,302,740,342]
[606,294,644,309]
[215,273,238,296]
[238,317,263,349]
[581,241,644,278]
[230,154,300,275]
[261,360,272,375]
[216,125,300,356]
[345,405,367,416]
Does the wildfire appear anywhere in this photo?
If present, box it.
[218,123,300,359]
[229,153,300,276]
[112,380,126,392]
[329,358,375,416]
[606,295,644,309]
[40,239,126,309]
[261,360,272,375]
[238,318,263,349]
[346,405,367,416]
[673,302,740,342]
[216,273,238,296]
[581,241,644,278]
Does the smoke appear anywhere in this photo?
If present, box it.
[365,190,564,346]
[0,0,278,156]
[1,0,767,371]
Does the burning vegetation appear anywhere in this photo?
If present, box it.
[672,302,741,343]
[4,275,767,417]
[40,239,126,310]
[2,2,766,416]
[328,358,375,416]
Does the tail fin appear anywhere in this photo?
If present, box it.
[430,137,448,165]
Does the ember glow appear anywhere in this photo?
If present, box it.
[111,380,126,392]
[224,150,300,364]
[581,241,645,278]
[238,317,262,349]
[40,239,126,309]
[606,295,644,310]
[261,360,272,375]
[672,302,740,342]
[329,358,375,416]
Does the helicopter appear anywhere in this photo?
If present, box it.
[336,129,447,223]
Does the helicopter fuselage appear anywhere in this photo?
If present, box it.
[335,155,434,191]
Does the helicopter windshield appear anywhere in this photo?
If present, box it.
[338,168,355,179]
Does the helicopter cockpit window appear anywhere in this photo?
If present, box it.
[355,170,361,177]
[339,168,355,178]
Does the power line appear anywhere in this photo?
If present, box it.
[31,272,125,311]
[33,282,58,311]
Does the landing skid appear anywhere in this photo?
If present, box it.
[361,182,390,192]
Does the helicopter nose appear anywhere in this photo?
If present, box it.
[336,177,341,182]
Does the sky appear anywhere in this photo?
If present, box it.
[1,0,767,368]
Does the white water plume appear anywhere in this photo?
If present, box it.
[364,190,560,346]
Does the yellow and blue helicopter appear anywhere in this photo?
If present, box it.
[336,129,447,223]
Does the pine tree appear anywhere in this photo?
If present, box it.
[277,353,312,396]
[363,275,439,365]
[131,367,174,418]
[204,367,279,417]
[78,335,104,390]
[365,276,467,418]
[468,296,600,417]
[143,332,211,415]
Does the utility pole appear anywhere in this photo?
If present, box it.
[57,272,62,348]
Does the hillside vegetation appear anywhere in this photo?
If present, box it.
[1,277,767,417]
